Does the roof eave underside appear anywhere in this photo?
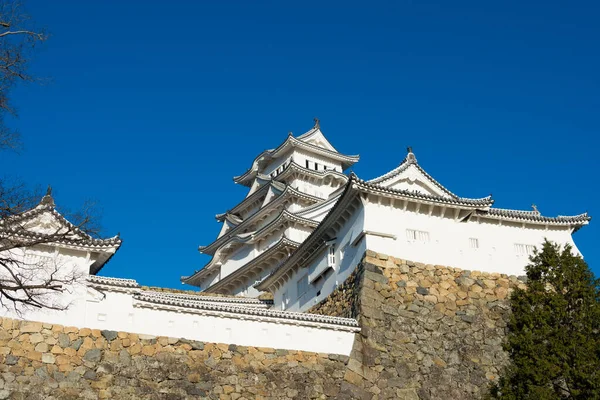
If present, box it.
[190,237,300,291]
[185,210,318,285]
[233,136,359,186]
[200,187,322,254]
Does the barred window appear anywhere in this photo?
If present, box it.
[406,229,430,242]
[514,243,535,256]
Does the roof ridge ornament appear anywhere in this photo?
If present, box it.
[532,203,540,215]
[406,146,417,164]
[313,117,320,129]
[40,185,55,207]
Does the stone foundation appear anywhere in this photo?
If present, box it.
[313,251,525,400]
[0,318,347,399]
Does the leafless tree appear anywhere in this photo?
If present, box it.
[0,0,46,152]
[0,1,103,312]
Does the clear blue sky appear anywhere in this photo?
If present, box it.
[1,0,598,287]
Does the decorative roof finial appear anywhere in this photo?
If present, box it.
[313,117,320,129]
[532,203,539,214]
[40,185,55,207]
[406,146,417,163]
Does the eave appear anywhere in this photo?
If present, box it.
[184,209,319,286]
[475,208,591,227]
[275,161,349,186]
[215,180,287,222]
[233,134,359,186]
[200,184,323,255]
[197,236,301,293]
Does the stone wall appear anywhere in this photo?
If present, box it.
[0,317,348,399]
[314,251,525,400]
[308,266,362,319]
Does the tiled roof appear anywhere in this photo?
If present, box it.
[215,181,288,222]
[355,175,494,207]
[199,185,322,256]
[368,151,459,199]
[185,236,301,289]
[134,291,359,330]
[87,275,273,307]
[275,161,348,184]
[477,208,591,225]
[137,291,272,307]
[88,275,140,288]
[0,203,122,249]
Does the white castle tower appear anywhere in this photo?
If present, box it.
[181,119,359,296]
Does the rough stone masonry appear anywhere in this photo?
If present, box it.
[310,251,526,400]
[0,251,524,399]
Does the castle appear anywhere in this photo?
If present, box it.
[181,119,589,313]
[0,120,590,354]
[0,120,592,398]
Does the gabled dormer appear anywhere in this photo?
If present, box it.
[296,118,339,152]
[0,187,122,275]
[368,147,458,199]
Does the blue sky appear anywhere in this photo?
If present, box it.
[1,0,598,287]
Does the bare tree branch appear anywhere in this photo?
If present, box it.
[0,0,47,152]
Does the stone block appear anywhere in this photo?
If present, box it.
[100,330,117,342]
[41,353,55,364]
[20,322,42,333]
[83,349,102,363]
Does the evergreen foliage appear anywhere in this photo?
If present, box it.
[489,240,600,399]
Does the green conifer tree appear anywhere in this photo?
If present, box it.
[489,240,600,399]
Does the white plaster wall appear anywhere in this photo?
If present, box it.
[275,197,583,313]
[0,246,94,327]
[362,200,581,276]
[3,284,356,355]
